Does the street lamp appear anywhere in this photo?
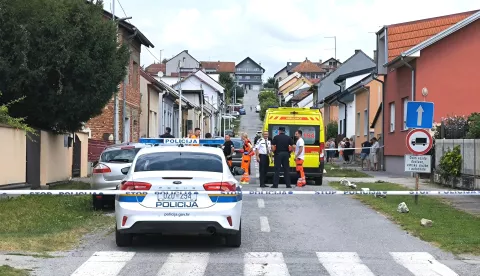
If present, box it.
[177,57,185,137]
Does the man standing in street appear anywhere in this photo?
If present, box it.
[159,127,175,138]
[222,135,235,170]
[271,127,294,188]
[294,130,306,187]
[255,130,271,188]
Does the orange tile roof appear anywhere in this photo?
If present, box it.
[292,58,325,73]
[387,10,478,61]
[145,63,166,75]
[200,61,236,73]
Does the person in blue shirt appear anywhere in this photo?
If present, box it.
[360,140,371,170]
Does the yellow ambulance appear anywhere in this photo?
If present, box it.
[263,107,325,185]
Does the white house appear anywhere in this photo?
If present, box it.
[166,50,200,76]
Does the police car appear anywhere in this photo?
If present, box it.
[114,138,244,247]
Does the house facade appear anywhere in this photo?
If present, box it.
[316,50,376,128]
[139,70,160,138]
[274,66,288,82]
[200,61,236,78]
[166,50,199,77]
[235,57,265,91]
[85,12,154,143]
[376,10,480,175]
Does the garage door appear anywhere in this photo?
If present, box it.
[252,85,260,91]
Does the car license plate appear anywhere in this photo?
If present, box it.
[157,191,197,201]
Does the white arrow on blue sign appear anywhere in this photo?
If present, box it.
[406,101,434,129]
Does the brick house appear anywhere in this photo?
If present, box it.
[85,11,154,145]
[375,10,480,175]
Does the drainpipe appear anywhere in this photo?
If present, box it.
[334,83,347,136]
[147,86,150,137]
[371,73,385,170]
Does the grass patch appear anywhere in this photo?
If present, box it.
[324,163,371,178]
[329,181,480,255]
[48,181,91,190]
[0,181,113,252]
[5,252,55,259]
[0,265,31,276]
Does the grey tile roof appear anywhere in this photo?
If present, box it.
[317,50,375,101]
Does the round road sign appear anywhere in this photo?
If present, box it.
[406,129,433,155]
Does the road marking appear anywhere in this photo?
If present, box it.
[157,253,209,276]
[244,252,290,276]
[256,188,262,192]
[260,216,270,232]
[390,252,459,276]
[316,252,375,276]
[70,251,135,276]
[257,198,265,208]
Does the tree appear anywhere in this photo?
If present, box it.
[263,77,279,90]
[219,72,234,104]
[326,121,338,140]
[235,86,244,99]
[257,90,278,121]
[0,0,130,133]
[0,92,35,136]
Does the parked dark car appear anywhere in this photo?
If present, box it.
[239,108,246,115]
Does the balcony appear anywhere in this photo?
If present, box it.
[235,68,263,74]
[236,78,262,84]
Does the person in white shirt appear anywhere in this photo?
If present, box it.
[294,130,306,187]
[255,131,272,188]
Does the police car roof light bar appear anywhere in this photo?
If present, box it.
[139,138,225,145]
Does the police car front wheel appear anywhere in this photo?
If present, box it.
[115,229,133,247]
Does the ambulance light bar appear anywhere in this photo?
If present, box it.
[139,138,225,145]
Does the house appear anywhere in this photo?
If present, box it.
[85,11,154,144]
[171,70,223,136]
[165,50,200,77]
[290,58,326,79]
[145,62,166,77]
[273,66,288,82]
[291,86,317,108]
[200,61,236,78]
[327,69,383,149]
[280,77,313,106]
[282,58,341,79]
[376,9,480,175]
[315,50,376,130]
[235,57,265,91]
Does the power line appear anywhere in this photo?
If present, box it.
[146,47,161,63]
[116,0,130,23]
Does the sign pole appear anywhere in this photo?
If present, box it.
[415,170,419,205]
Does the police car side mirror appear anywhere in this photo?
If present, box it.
[121,167,130,175]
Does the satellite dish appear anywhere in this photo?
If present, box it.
[157,71,164,77]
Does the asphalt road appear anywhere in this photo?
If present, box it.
[26,91,480,275]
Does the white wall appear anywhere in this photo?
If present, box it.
[345,73,370,89]
[338,96,356,138]
[298,93,313,107]
[274,68,288,83]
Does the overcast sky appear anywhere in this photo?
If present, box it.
[106,0,478,78]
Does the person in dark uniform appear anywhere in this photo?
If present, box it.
[271,127,294,188]
[222,134,235,170]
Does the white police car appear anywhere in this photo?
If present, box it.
[114,138,244,247]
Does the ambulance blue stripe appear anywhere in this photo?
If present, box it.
[209,196,238,203]
[118,196,146,202]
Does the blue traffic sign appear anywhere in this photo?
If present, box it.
[406,101,434,129]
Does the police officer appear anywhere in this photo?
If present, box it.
[255,130,271,188]
[271,127,294,188]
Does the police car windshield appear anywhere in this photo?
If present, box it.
[134,152,223,173]
[230,139,243,149]
[100,148,141,163]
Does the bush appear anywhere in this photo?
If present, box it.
[432,115,468,139]
[466,112,480,139]
[438,145,462,183]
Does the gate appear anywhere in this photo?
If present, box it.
[72,134,81,177]
[26,130,41,189]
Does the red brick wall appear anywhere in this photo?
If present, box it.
[88,139,113,162]
[85,29,142,143]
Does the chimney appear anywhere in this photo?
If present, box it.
[355,49,361,54]
[373,50,377,63]
[319,59,322,64]
[185,50,188,53]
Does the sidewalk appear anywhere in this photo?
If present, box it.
[325,163,480,216]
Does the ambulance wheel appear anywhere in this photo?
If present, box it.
[226,222,241,247]
[315,176,323,186]
[115,229,133,247]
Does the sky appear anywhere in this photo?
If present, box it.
[106,0,478,79]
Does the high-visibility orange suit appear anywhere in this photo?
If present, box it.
[295,158,306,187]
[240,139,254,184]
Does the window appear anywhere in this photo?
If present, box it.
[134,152,223,173]
[268,125,320,145]
[356,112,360,136]
[132,61,139,88]
[364,109,368,135]
[402,97,409,130]
[245,76,250,80]
[339,120,343,135]
[100,148,142,163]
[389,102,395,132]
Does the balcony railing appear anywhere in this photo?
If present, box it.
[236,78,262,83]
[235,68,263,74]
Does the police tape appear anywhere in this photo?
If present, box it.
[323,145,385,151]
[0,190,479,196]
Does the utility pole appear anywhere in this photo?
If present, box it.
[177,58,185,137]
[325,36,337,60]
[159,49,164,63]
[200,84,204,138]
[112,1,118,143]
